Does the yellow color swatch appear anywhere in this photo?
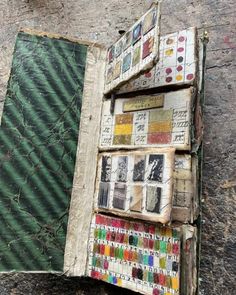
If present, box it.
[117,278,122,286]
[104,245,110,256]
[165,48,174,56]
[148,121,172,133]
[159,257,166,269]
[176,74,183,81]
[171,277,179,290]
[114,124,133,135]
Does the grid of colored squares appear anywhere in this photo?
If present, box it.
[107,7,157,65]
[93,231,180,256]
[104,5,160,94]
[91,259,179,289]
[96,153,169,216]
[88,214,180,295]
[118,27,196,94]
[107,36,155,81]
[101,109,173,147]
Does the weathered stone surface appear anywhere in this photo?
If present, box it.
[0,0,235,294]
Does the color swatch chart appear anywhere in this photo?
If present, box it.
[104,4,160,94]
[94,150,174,223]
[118,27,196,94]
[87,214,180,295]
[100,89,192,151]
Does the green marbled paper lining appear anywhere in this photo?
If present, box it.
[0,32,87,271]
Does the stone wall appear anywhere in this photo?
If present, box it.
[0,0,235,294]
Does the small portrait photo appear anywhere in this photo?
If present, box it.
[130,185,143,212]
[146,186,162,213]
[133,155,146,182]
[116,156,128,182]
[101,156,112,182]
[147,154,164,182]
[113,183,127,210]
[98,182,110,208]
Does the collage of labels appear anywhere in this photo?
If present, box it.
[88,214,180,295]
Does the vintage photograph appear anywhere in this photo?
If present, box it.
[101,156,112,182]
[98,182,110,208]
[133,155,146,181]
[146,185,162,213]
[129,185,143,212]
[113,183,127,210]
[116,156,128,182]
[147,154,164,182]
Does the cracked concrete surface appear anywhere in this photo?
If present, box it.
[0,0,235,294]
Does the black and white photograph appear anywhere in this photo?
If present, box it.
[116,156,128,182]
[98,182,110,208]
[146,186,162,214]
[130,185,143,212]
[147,154,164,182]
[133,155,146,181]
[101,156,112,182]
[113,183,127,210]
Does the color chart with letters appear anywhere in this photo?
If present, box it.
[87,214,180,295]
[94,149,174,224]
[118,27,196,94]
[100,88,192,151]
[104,3,160,94]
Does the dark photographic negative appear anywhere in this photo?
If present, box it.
[133,155,146,181]
[98,182,110,208]
[101,156,112,182]
[146,186,162,214]
[117,156,128,182]
[130,185,143,212]
[113,183,127,210]
[147,154,164,182]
